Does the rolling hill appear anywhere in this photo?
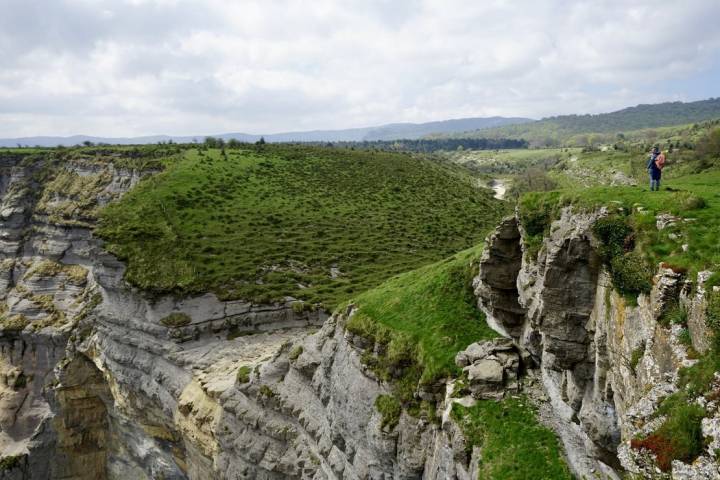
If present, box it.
[443,97,720,146]
[96,144,509,308]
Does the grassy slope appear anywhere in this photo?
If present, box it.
[347,243,499,386]
[452,398,573,480]
[96,145,508,309]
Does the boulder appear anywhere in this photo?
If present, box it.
[456,338,522,399]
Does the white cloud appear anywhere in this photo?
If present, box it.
[0,0,719,137]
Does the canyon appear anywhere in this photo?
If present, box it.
[0,151,717,479]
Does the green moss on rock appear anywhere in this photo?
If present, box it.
[160,312,192,328]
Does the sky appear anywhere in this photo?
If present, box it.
[1,0,719,138]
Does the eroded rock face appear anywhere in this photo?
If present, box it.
[474,207,720,479]
[473,216,525,337]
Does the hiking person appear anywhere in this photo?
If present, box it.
[647,146,661,191]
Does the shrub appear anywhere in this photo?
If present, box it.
[291,301,306,314]
[678,328,693,348]
[610,253,653,295]
[631,393,705,471]
[259,385,275,398]
[375,394,401,431]
[12,373,27,390]
[0,455,23,471]
[660,304,688,327]
[236,366,252,384]
[160,312,192,328]
[592,216,633,262]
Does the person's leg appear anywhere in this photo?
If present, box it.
[649,175,654,190]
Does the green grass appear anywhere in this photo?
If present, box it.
[518,169,720,283]
[452,398,573,480]
[347,243,499,391]
[96,145,507,309]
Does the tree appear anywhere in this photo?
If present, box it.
[256,136,266,145]
[204,136,224,148]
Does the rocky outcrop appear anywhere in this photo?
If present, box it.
[474,209,719,479]
[455,338,521,399]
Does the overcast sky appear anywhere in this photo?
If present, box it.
[1,0,719,137]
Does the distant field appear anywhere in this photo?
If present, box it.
[445,148,579,177]
[96,145,508,308]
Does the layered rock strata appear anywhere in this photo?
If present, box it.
[474,210,718,479]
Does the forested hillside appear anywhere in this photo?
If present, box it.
[446,97,720,147]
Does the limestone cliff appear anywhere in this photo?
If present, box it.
[475,210,719,479]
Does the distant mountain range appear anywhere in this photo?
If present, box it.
[0,116,532,148]
[4,98,719,148]
[442,97,720,146]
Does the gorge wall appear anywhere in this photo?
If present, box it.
[0,153,476,479]
[475,210,719,479]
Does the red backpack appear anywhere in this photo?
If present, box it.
[655,153,666,170]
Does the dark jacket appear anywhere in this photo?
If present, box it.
[647,153,661,179]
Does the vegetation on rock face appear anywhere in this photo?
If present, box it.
[375,394,402,431]
[629,343,645,373]
[288,345,303,361]
[23,260,87,286]
[236,366,252,384]
[452,398,573,479]
[632,390,707,472]
[97,145,507,309]
[632,291,720,470]
[0,455,23,471]
[159,312,192,328]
